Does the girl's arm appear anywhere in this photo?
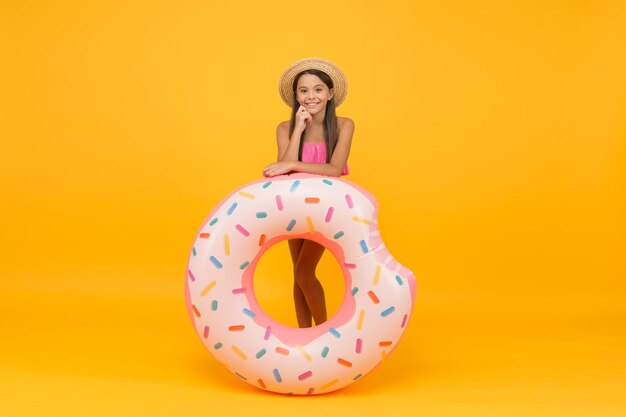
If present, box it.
[276,121,304,162]
[287,161,344,177]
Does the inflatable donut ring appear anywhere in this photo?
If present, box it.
[185,173,416,395]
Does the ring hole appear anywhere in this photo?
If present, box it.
[253,238,345,328]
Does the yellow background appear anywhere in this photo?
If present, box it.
[1,0,624,415]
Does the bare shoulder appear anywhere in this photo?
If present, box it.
[277,120,290,131]
[276,121,290,141]
[338,116,355,130]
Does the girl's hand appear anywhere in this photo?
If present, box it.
[295,105,312,131]
[262,161,294,177]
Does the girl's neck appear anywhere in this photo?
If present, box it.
[310,109,325,126]
[303,115,326,143]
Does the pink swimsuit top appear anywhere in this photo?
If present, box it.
[301,141,349,176]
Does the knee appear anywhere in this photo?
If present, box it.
[294,262,315,288]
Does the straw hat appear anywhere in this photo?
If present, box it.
[278,57,348,108]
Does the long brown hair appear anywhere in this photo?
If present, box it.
[288,69,338,163]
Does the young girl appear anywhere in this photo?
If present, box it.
[262,57,355,328]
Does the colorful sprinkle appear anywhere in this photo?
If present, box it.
[345,263,357,269]
[199,232,210,239]
[352,217,371,225]
[232,287,247,294]
[209,218,218,226]
[275,195,284,211]
[200,280,216,296]
[203,326,210,338]
[238,191,255,199]
[351,287,359,296]
[258,378,266,388]
[395,275,403,286]
[353,373,362,380]
[325,207,334,222]
[258,234,266,246]
[275,347,289,356]
[373,265,381,285]
[401,314,408,328]
[298,371,313,381]
[227,202,238,215]
[368,291,380,304]
[323,179,333,185]
[229,325,245,331]
[306,387,315,395]
[240,261,250,270]
[235,224,250,237]
[211,300,218,311]
[381,306,396,317]
[191,305,201,317]
[231,345,247,360]
[235,372,247,380]
[264,326,272,340]
[329,327,341,338]
[192,247,196,256]
[262,181,272,189]
[337,358,352,367]
[356,338,363,354]
[296,344,312,361]
[320,379,338,391]
[333,231,344,239]
[273,368,283,383]
[187,269,196,282]
[357,310,365,330]
[305,197,320,204]
[379,341,393,347]
[214,342,223,349]
[286,219,296,231]
[209,256,223,269]
[255,348,267,359]
[290,180,301,192]
[306,216,315,233]
[359,240,369,254]
[345,194,354,208]
[224,234,230,255]
[242,308,255,318]
[256,211,267,218]
[321,346,329,358]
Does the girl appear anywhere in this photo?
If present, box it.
[263,57,355,328]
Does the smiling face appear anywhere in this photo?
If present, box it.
[296,73,335,115]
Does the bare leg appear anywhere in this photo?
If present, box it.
[293,240,327,326]
[288,239,312,328]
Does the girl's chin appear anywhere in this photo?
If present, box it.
[303,107,325,114]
